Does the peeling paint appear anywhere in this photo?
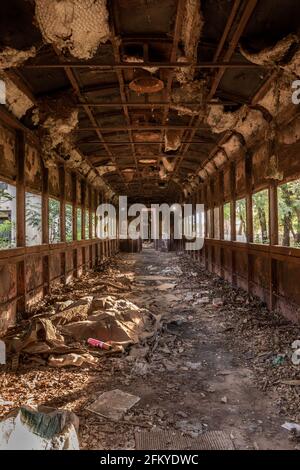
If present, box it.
[177,0,204,84]
[123,55,159,74]
[213,150,227,168]
[97,165,117,176]
[207,104,268,146]
[240,34,298,66]
[0,46,36,69]
[161,157,175,172]
[164,130,181,152]
[35,0,110,59]
[0,72,34,118]
[221,134,244,160]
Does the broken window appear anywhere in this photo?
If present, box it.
[236,198,247,242]
[77,208,82,241]
[85,211,90,239]
[0,181,16,249]
[49,198,60,243]
[65,203,73,242]
[278,180,300,248]
[252,189,269,244]
[223,203,231,240]
[214,207,220,239]
[25,192,42,246]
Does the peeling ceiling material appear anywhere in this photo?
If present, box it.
[35,0,110,59]
[213,150,227,169]
[123,55,159,74]
[176,0,204,84]
[0,72,34,118]
[97,165,117,176]
[164,130,181,152]
[160,156,176,172]
[0,46,36,69]
[279,115,300,145]
[221,134,244,161]
[171,80,207,116]
[207,104,268,146]
[240,34,298,66]
[258,75,295,119]
[264,155,283,181]
[240,33,300,78]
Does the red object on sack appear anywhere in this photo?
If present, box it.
[87,338,112,350]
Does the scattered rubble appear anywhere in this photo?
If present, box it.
[87,389,140,421]
[1,251,299,450]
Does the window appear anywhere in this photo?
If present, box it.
[206,210,211,237]
[65,204,73,242]
[25,192,42,246]
[223,203,231,240]
[91,212,96,238]
[77,208,82,240]
[214,207,220,239]
[85,211,90,239]
[0,182,16,249]
[252,189,269,244]
[49,198,60,243]
[278,180,300,247]
[236,198,247,242]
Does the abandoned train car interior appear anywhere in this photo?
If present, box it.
[0,0,300,454]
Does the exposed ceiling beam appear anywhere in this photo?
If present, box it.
[21,61,272,69]
[171,0,258,184]
[74,125,212,131]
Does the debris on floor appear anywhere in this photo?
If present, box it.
[0,405,79,450]
[87,389,140,421]
[1,251,300,450]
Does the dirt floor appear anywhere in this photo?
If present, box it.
[1,248,300,450]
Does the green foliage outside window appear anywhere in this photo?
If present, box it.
[65,204,73,242]
[223,203,231,240]
[49,198,60,243]
[85,211,89,239]
[26,193,42,246]
[278,180,300,247]
[236,199,247,242]
[0,184,16,249]
[77,208,82,240]
[253,190,269,244]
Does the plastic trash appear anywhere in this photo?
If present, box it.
[282,422,300,437]
[87,338,112,350]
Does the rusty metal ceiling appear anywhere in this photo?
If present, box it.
[0,0,299,202]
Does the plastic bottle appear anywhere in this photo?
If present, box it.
[87,338,112,350]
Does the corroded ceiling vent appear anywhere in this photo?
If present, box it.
[129,76,164,95]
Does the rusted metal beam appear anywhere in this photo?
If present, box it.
[108,2,144,193]
[74,125,212,131]
[76,101,239,107]
[171,0,258,185]
[159,0,186,159]
[21,61,272,69]
[78,140,214,145]
[50,46,126,190]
